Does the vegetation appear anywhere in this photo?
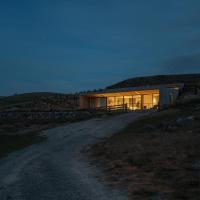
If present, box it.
[0,92,79,111]
[90,99,200,199]
[0,134,46,159]
[107,73,200,90]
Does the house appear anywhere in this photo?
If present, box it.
[80,83,184,110]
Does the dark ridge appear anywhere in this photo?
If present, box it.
[107,74,200,89]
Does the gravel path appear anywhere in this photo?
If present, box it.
[0,112,147,200]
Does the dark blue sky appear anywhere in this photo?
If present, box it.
[0,0,200,95]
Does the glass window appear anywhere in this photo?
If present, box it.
[153,94,159,107]
[143,94,153,109]
[115,96,123,105]
[107,96,123,108]
[133,95,141,110]
[124,96,133,110]
[124,95,141,110]
[107,97,115,107]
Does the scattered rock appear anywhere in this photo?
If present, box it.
[195,106,200,111]
[146,124,156,130]
[6,107,19,111]
[187,116,194,120]
[193,160,200,170]
[143,124,156,131]
[164,124,179,131]
[0,110,111,124]
[176,116,194,127]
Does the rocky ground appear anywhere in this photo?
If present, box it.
[89,97,200,200]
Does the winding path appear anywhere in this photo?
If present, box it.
[0,112,147,200]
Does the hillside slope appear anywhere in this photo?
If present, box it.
[107,74,200,89]
[0,92,79,111]
[90,98,200,199]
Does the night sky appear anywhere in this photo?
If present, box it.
[0,0,200,95]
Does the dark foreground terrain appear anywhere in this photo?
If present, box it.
[90,98,200,200]
[0,112,146,200]
[0,134,46,159]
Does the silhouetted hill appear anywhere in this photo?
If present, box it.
[0,92,79,111]
[107,74,200,89]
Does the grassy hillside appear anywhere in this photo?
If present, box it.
[107,74,200,90]
[0,92,79,111]
[90,98,200,199]
[0,134,46,159]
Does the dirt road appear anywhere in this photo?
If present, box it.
[0,112,147,200]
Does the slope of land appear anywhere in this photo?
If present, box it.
[0,134,46,159]
[90,98,200,200]
[107,74,200,91]
[0,92,79,111]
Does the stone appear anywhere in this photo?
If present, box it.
[176,116,194,125]
[144,124,155,131]
[187,116,194,120]
[193,160,200,170]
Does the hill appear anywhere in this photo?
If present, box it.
[107,74,200,90]
[1,74,200,111]
[0,92,79,111]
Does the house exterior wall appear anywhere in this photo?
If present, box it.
[79,84,182,110]
[80,92,159,110]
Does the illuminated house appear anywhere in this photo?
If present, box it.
[80,84,183,110]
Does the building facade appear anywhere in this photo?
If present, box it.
[80,84,183,110]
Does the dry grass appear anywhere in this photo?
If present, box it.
[0,92,78,111]
[90,101,200,199]
[0,134,46,159]
[107,73,200,90]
